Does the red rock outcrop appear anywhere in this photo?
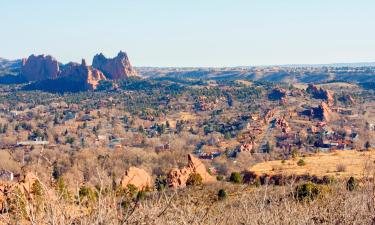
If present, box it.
[313,102,332,122]
[120,167,153,190]
[339,94,355,105]
[92,51,137,80]
[167,154,215,188]
[306,84,334,106]
[60,59,106,90]
[239,143,254,152]
[21,54,60,81]
[275,117,290,133]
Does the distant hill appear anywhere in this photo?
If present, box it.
[138,66,375,83]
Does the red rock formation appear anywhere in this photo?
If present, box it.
[313,102,332,121]
[339,94,355,105]
[120,167,153,190]
[263,109,276,124]
[60,59,106,90]
[92,51,137,80]
[275,117,290,133]
[239,143,254,152]
[167,154,215,188]
[21,54,60,81]
[307,84,334,106]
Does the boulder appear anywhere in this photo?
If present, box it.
[120,167,152,190]
[92,51,137,80]
[167,154,215,188]
[21,54,60,81]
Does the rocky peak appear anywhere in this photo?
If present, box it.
[92,51,137,80]
[167,154,215,188]
[21,54,60,81]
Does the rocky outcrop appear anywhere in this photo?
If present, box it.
[306,84,334,106]
[268,88,287,101]
[92,51,137,80]
[239,143,254,152]
[24,59,106,92]
[21,54,60,81]
[313,102,332,121]
[60,59,106,90]
[120,167,152,190]
[339,94,355,105]
[275,117,290,133]
[167,154,215,188]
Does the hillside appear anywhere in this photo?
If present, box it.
[250,150,375,179]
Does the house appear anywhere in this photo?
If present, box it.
[17,137,49,146]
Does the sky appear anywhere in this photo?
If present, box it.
[1,0,375,67]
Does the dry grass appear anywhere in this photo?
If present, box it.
[2,180,375,225]
[250,150,375,178]
[235,80,253,87]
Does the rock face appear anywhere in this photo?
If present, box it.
[60,59,106,90]
[167,154,215,188]
[120,167,152,190]
[313,102,332,121]
[307,84,334,106]
[92,51,137,80]
[21,54,60,81]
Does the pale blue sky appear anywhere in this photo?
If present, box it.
[1,0,375,67]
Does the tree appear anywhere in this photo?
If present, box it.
[294,182,321,202]
[365,141,371,150]
[186,173,203,186]
[346,177,357,191]
[229,172,243,184]
[218,189,227,200]
[264,141,273,153]
[297,159,306,166]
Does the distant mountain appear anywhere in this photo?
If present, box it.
[138,66,375,83]
[0,57,22,74]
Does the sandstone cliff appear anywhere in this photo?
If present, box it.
[92,51,137,80]
[21,54,60,81]
[60,59,106,90]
